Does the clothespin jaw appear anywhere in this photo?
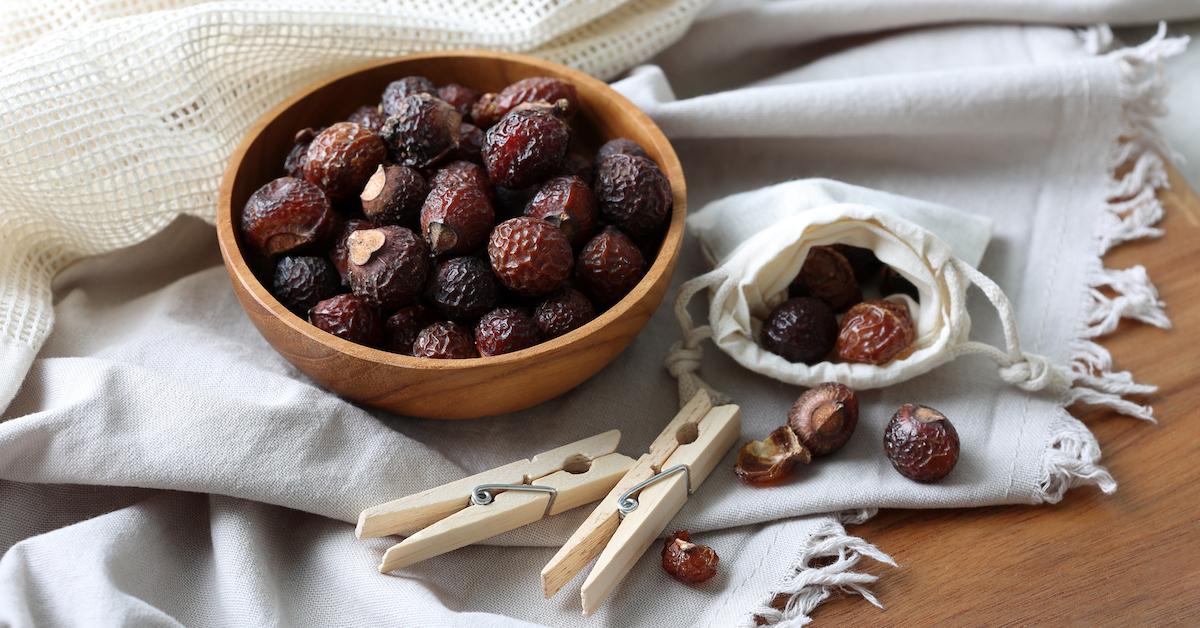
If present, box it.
[355,430,634,574]
[538,391,742,615]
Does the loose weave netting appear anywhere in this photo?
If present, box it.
[0,0,710,407]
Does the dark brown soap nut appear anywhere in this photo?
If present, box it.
[426,256,499,321]
[880,266,920,301]
[385,304,438,355]
[412,321,478,359]
[475,307,542,356]
[345,226,431,310]
[595,137,648,166]
[883,404,960,483]
[523,175,598,248]
[272,255,340,314]
[482,104,570,189]
[594,153,672,240]
[303,122,387,200]
[438,83,481,118]
[329,218,374,285]
[734,425,811,485]
[429,160,490,194]
[488,216,574,297]
[380,93,463,169]
[283,127,318,178]
[309,293,383,346]
[347,105,385,133]
[761,297,838,364]
[788,245,861,312]
[661,530,718,584]
[836,299,915,365]
[241,177,337,258]
[455,123,485,163]
[471,76,579,129]
[832,244,882,283]
[420,179,495,256]
[534,287,595,338]
[575,226,646,306]
[787,382,858,456]
[360,165,427,227]
[380,76,437,116]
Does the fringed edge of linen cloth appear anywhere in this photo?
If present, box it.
[746,25,1187,626]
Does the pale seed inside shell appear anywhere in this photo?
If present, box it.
[347,228,386,265]
[360,165,387,202]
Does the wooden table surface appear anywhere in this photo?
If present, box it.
[814,165,1200,626]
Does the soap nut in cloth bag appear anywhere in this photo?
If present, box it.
[667,179,1145,416]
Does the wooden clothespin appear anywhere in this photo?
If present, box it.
[357,430,635,573]
[541,390,741,614]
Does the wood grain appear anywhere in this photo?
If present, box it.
[215,52,687,419]
[811,164,1200,625]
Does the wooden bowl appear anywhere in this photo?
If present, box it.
[216,51,686,420]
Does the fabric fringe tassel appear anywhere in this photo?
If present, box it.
[741,514,895,628]
[1040,411,1119,501]
[1060,23,1185,424]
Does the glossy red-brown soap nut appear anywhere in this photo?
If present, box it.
[594,153,672,240]
[241,177,337,258]
[661,530,718,584]
[595,137,648,166]
[523,175,598,248]
[884,404,960,483]
[283,127,319,178]
[761,297,838,364]
[309,293,383,346]
[475,307,541,356]
[344,226,431,310]
[360,165,427,227]
[429,160,490,195]
[381,93,463,169]
[488,216,574,297]
[471,76,578,129]
[420,178,495,256]
[412,321,478,359]
[303,122,387,200]
[575,227,646,306]
[788,245,861,312]
[385,304,438,355]
[836,299,915,365]
[482,103,570,189]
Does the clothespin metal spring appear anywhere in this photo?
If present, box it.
[616,464,691,518]
[471,483,559,517]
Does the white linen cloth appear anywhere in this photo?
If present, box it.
[0,1,1192,626]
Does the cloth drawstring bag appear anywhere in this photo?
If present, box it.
[667,179,1154,418]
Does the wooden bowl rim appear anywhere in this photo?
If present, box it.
[216,50,686,371]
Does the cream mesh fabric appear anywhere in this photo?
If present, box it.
[0,0,710,408]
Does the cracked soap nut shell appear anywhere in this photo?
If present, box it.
[380,93,463,168]
[787,382,859,456]
[836,299,915,365]
[272,255,340,314]
[420,178,495,256]
[734,425,811,485]
[523,175,598,248]
[883,404,960,483]
[661,531,718,584]
[482,103,570,189]
[412,321,478,359]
